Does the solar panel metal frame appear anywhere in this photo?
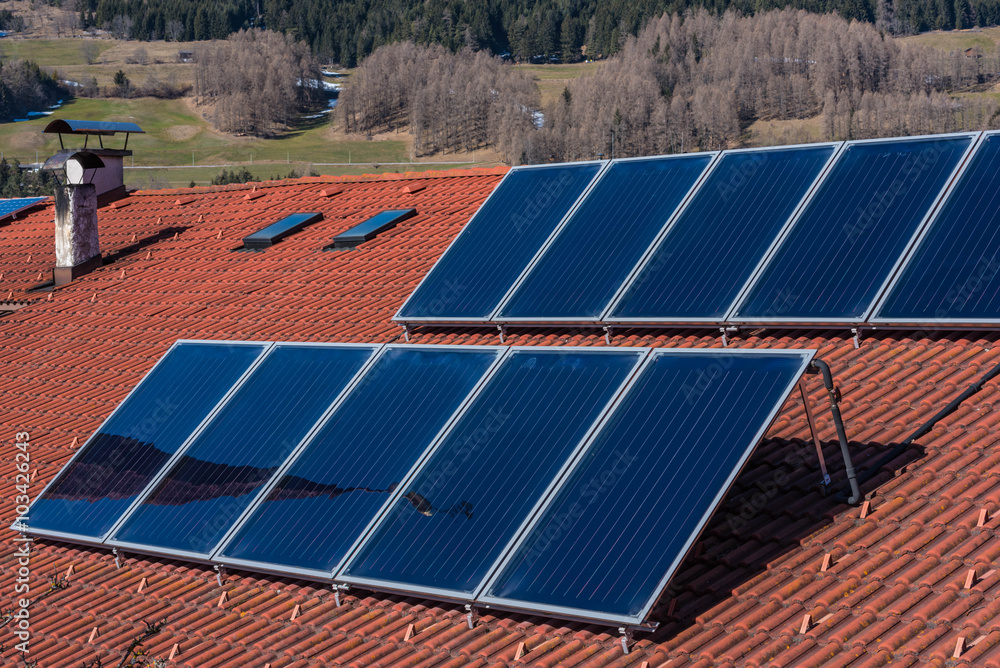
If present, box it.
[103,341,384,563]
[490,151,721,326]
[334,345,651,603]
[212,343,508,582]
[867,130,998,328]
[391,160,610,326]
[601,142,844,327]
[15,340,274,547]
[475,347,815,627]
[726,132,981,326]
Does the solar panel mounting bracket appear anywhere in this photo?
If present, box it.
[401,323,411,342]
[465,603,478,629]
[333,583,350,607]
[112,547,124,570]
[497,324,507,343]
[603,325,613,345]
[851,328,861,349]
[214,564,226,587]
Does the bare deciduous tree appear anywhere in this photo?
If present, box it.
[195,29,320,137]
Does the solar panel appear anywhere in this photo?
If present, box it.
[873,132,1000,323]
[19,341,267,544]
[338,347,645,599]
[607,144,839,322]
[0,197,47,220]
[496,154,716,321]
[479,349,812,625]
[394,162,604,322]
[107,343,378,559]
[215,345,503,578]
[327,209,416,249]
[243,212,323,250]
[731,134,976,323]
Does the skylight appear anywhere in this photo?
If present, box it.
[326,209,416,249]
[242,212,323,250]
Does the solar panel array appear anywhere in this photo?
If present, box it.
[0,196,47,220]
[396,131,997,329]
[21,341,812,626]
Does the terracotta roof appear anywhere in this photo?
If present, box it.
[2,168,1000,668]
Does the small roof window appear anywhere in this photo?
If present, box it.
[327,209,416,250]
[243,212,323,250]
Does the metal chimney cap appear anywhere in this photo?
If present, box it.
[42,151,106,185]
[43,119,145,136]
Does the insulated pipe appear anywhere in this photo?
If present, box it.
[810,359,861,504]
[855,357,1000,488]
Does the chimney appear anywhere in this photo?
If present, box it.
[53,183,101,286]
[41,120,145,285]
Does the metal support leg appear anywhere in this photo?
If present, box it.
[465,604,478,629]
[497,325,506,344]
[401,324,411,342]
[604,326,613,345]
[851,328,860,349]
[214,564,226,587]
[720,328,728,347]
[798,379,831,489]
[811,359,860,504]
[112,547,123,570]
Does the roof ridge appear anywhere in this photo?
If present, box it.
[129,166,509,197]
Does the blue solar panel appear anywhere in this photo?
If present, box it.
[216,345,502,577]
[394,163,603,322]
[243,212,323,249]
[733,135,975,322]
[0,197,46,219]
[497,154,714,320]
[20,341,266,543]
[608,145,838,321]
[109,343,378,557]
[339,348,644,598]
[480,350,811,625]
[874,133,1000,322]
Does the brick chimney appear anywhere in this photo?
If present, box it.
[53,183,101,286]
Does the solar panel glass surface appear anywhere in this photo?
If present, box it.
[339,348,643,597]
[110,344,377,556]
[218,346,501,575]
[23,342,266,541]
[733,135,973,321]
[481,350,810,624]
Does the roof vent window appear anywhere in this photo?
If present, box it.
[242,212,323,250]
[327,209,416,250]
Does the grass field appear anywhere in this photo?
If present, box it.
[0,94,495,186]
[900,26,1000,51]
[515,61,600,105]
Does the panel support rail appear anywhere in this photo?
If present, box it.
[807,359,860,504]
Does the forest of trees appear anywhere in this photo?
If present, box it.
[194,29,321,136]
[338,42,539,161]
[342,9,1000,163]
[77,0,1000,66]
[0,60,66,123]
